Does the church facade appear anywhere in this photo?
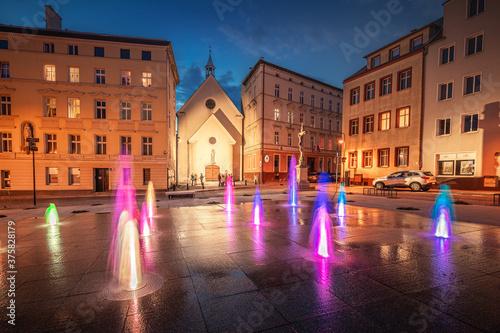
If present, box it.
[176,53,243,183]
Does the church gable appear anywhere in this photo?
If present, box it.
[188,113,236,145]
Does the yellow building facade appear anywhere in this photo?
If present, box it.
[0,20,179,196]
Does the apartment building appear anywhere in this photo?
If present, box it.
[0,7,179,196]
[242,58,343,183]
[343,19,442,186]
[422,0,500,190]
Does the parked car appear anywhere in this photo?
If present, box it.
[308,172,319,183]
[372,171,437,192]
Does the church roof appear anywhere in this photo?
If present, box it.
[206,50,215,69]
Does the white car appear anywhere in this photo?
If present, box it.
[372,170,437,192]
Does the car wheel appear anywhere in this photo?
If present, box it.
[410,182,421,192]
[375,182,384,189]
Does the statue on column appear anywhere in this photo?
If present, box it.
[298,123,307,166]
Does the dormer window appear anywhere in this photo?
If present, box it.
[411,36,423,51]
[390,46,400,60]
[371,56,381,68]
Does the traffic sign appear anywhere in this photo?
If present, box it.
[29,146,38,151]
[341,157,347,163]
[27,137,39,143]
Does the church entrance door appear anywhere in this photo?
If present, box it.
[205,165,220,181]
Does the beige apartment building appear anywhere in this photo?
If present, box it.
[422,0,500,190]
[343,20,442,186]
[0,7,179,196]
[242,58,343,184]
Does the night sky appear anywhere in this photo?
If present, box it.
[2,0,443,110]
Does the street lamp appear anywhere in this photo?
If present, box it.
[338,133,345,186]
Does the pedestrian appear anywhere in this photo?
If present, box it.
[194,173,198,185]
[221,173,226,187]
[191,173,194,186]
[218,173,221,187]
[200,173,204,188]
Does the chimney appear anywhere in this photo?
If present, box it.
[45,5,62,30]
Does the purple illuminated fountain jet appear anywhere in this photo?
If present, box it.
[225,175,234,212]
[288,155,298,207]
[252,187,264,226]
[310,187,334,258]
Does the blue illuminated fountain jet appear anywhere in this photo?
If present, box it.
[431,185,455,238]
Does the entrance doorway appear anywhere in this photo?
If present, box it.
[307,157,315,172]
[205,165,220,181]
[94,168,109,192]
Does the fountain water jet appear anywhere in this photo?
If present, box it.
[45,203,59,226]
[337,185,347,218]
[224,175,234,212]
[431,185,454,238]
[117,211,145,291]
[252,187,264,226]
[310,204,334,258]
[288,155,298,207]
[146,181,157,230]
[139,202,151,237]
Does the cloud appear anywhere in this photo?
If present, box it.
[176,62,204,110]
[217,70,241,110]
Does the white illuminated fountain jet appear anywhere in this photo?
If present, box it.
[431,185,455,238]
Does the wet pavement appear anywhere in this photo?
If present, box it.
[1,196,499,332]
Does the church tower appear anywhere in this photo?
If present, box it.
[205,49,215,78]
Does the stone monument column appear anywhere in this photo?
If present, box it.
[296,123,310,189]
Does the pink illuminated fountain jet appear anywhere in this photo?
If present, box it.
[288,155,298,207]
[252,187,264,226]
[309,188,334,259]
[225,175,234,212]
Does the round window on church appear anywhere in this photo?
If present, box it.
[206,99,216,109]
[209,137,217,144]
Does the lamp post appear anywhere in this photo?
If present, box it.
[338,133,345,186]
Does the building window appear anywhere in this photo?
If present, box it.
[142,51,151,61]
[381,76,392,96]
[68,98,80,118]
[320,98,324,109]
[466,34,483,56]
[274,155,280,173]
[120,136,131,155]
[275,84,280,98]
[95,68,105,84]
[46,167,58,185]
[468,0,485,17]
[371,55,380,67]
[68,45,78,55]
[1,170,10,188]
[348,152,357,168]
[0,62,9,78]
[46,134,57,154]
[94,47,104,57]
[300,91,304,104]
[120,49,130,59]
[440,45,455,65]
[328,119,333,131]
[439,82,453,101]
[141,102,152,121]
[319,137,324,149]
[142,137,153,155]
[1,133,12,152]
[69,134,81,154]
[396,107,410,128]
[120,102,132,120]
[390,46,400,60]
[310,115,315,127]
[351,87,360,105]
[328,100,332,111]
[143,168,151,185]
[462,114,479,133]
[45,65,56,81]
[379,111,391,131]
[287,133,292,146]
[363,115,374,133]
[299,113,304,124]
[45,97,57,117]
[396,147,408,166]
[455,159,475,176]
[44,43,54,53]
[349,118,359,136]
[1,95,11,115]
[411,36,423,51]
[464,74,481,95]
[363,151,372,168]
[274,131,279,145]
[287,111,293,123]
[96,135,106,155]
[365,82,375,100]
[310,136,314,149]
[142,72,152,87]
[288,88,292,101]
[95,100,106,119]
[0,40,8,49]
[274,108,280,121]
[399,69,411,90]
[69,168,80,185]
[328,139,332,150]
[336,121,340,132]
[311,95,315,107]
[121,70,131,86]
[319,117,324,129]
[337,102,341,113]
[69,67,79,83]
[437,118,451,136]
[378,149,389,167]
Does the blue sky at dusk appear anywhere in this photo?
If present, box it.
[2,0,444,110]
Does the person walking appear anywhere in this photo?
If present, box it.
[218,173,222,187]
[221,173,226,187]
[191,173,194,186]
[200,173,204,189]
[194,173,198,186]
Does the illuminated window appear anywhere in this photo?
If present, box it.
[274,131,279,145]
[348,152,357,168]
[68,98,80,118]
[69,168,80,185]
[142,72,152,87]
[328,139,332,150]
[396,147,408,166]
[121,136,132,155]
[45,65,56,81]
[46,167,58,185]
[319,137,324,149]
[363,151,372,167]
[378,149,389,167]
[69,67,79,83]
[121,70,131,86]
[396,107,410,128]
[1,170,10,188]
[274,108,280,121]
[379,111,391,131]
